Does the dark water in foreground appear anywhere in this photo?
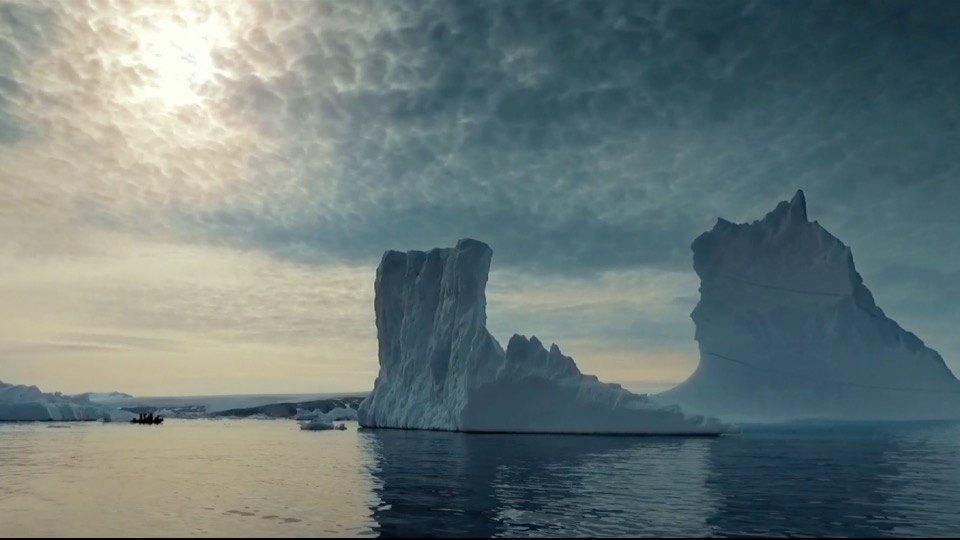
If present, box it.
[1,420,958,537]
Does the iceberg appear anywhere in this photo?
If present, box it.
[0,380,135,422]
[358,239,727,435]
[658,190,960,422]
[318,406,358,422]
[294,406,358,422]
[293,408,322,421]
[299,418,334,431]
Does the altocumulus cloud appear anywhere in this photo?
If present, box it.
[1,0,959,394]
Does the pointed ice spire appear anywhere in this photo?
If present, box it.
[754,189,810,227]
[789,189,808,223]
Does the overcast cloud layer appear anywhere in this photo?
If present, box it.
[1,0,958,395]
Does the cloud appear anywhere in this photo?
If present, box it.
[0,229,381,394]
[0,333,181,355]
[176,0,960,276]
[0,341,130,354]
[0,227,697,394]
[1,0,959,393]
[6,0,960,273]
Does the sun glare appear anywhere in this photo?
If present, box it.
[125,8,234,108]
[139,21,219,106]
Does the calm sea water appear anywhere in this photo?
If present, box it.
[1,419,958,537]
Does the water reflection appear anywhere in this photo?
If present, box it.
[359,430,714,537]
[702,422,960,538]
[2,421,959,536]
[360,422,960,538]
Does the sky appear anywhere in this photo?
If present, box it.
[1,0,959,396]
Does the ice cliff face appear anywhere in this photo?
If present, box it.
[658,191,960,422]
[0,380,134,422]
[358,239,727,434]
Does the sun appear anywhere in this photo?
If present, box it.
[130,9,233,108]
[139,20,221,107]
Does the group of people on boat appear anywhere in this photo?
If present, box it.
[132,412,164,424]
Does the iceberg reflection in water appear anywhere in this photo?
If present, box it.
[361,422,960,538]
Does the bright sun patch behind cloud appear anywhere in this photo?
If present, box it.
[120,4,232,108]
[0,0,274,242]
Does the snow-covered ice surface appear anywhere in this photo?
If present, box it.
[0,380,134,422]
[658,191,960,422]
[358,239,727,435]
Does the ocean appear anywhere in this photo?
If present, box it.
[1,419,958,537]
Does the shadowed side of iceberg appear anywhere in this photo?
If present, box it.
[459,335,726,435]
[658,190,960,422]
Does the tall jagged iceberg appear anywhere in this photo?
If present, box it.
[658,191,960,422]
[358,239,727,434]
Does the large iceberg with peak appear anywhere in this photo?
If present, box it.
[0,380,135,422]
[358,239,727,435]
[657,190,960,422]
